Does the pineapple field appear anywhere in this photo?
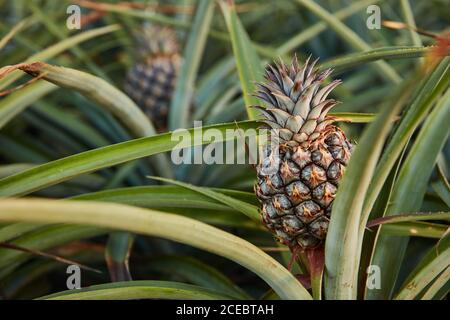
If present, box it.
[0,0,449,302]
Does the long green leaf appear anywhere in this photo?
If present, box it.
[73,185,257,210]
[0,15,37,51]
[0,199,312,300]
[330,112,377,123]
[73,0,276,58]
[73,185,258,228]
[382,221,448,239]
[421,267,450,300]
[324,74,418,299]
[28,1,110,81]
[0,185,259,270]
[169,0,214,130]
[0,164,34,178]
[19,63,156,137]
[0,24,120,90]
[39,281,235,300]
[277,0,383,55]
[0,224,103,271]
[400,0,422,47]
[368,212,450,227]
[220,0,263,120]
[395,236,449,300]
[146,256,250,299]
[0,222,46,243]
[10,62,174,177]
[367,83,450,299]
[149,176,260,222]
[32,101,109,148]
[0,121,259,197]
[321,46,432,75]
[297,0,401,83]
[358,61,450,297]
[0,80,56,129]
[361,59,450,229]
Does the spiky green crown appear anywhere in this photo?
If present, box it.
[134,25,179,60]
[255,56,341,147]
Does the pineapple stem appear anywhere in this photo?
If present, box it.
[298,247,325,300]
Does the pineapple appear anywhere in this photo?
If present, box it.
[255,56,353,250]
[124,25,181,132]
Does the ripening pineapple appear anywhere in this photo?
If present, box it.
[255,56,353,250]
[124,25,181,131]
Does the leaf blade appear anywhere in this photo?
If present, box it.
[220,0,263,120]
[39,280,235,300]
[169,0,215,130]
[0,121,259,197]
[149,176,260,222]
[324,74,418,299]
[367,81,450,299]
[0,198,312,300]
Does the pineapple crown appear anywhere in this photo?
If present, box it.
[134,24,179,60]
[255,56,341,146]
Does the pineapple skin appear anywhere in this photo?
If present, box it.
[255,57,353,249]
[124,26,181,132]
[124,55,180,131]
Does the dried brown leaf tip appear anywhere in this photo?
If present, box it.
[0,62,47,96]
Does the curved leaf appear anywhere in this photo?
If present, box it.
[331,112,377,123]
[0,24,120,90]
[277,0,382,55]
[0,80,56,129]
[361,58,450,229]
[146,255,250,299]
[296,0,401,83]
[367,81,450,299]
[420,266,450,300]
[149,176,260,222]
[2,61,173,177]
[0,112,375,198]
[0,121,259,197]
[0,164,34,178]
[382,221,448,239]
[39,281,235,300]
[0,224,103,271]
[219,0,263,120]
[324,73,418,299]
[395,235,450,300]
[400,0,422,47]
[321,46,432,75]
[368,212,450,227]
[0,198,312,300]
[18,62,156,137]
[169,0,214,130]
[73,185,256,210]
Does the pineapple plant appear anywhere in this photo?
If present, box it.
[255,56,353,250]
[124,25,182,132]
